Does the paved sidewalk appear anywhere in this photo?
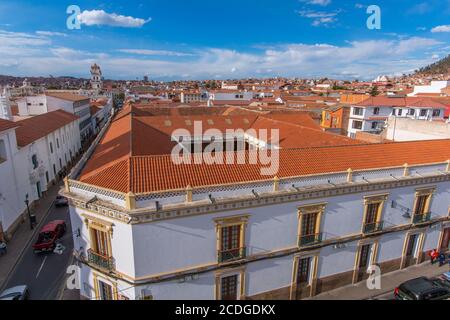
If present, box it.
[309,261,450,300]
[0,182,62,291]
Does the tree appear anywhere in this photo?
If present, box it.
[370,85,379,97]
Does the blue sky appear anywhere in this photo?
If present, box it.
[0,0,449,80]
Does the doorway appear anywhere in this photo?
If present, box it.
[356,244,372,282]
[404,234,419,268]
[440,228,450,253]
[36,181,42,198]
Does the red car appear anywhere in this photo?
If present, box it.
[32,220,66,253]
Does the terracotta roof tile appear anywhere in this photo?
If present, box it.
[0,118,19,133]
[78,105,450,194]
[358,96,446,109]
[15,110,79,147]
[45,92,90,102]
[122,139,450,193]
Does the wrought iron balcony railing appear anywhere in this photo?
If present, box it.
[363,221,384,234]
[218,247,246,263]
[298,233,323,247]
[412,212,431,224]
[87,249,115,271]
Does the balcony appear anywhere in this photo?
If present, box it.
[218,247,246,263]
[298,233,323,247]
[87,249,115,271]
[363,221,384,234]
[412,212,431,224]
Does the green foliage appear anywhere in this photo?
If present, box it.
[370,85,379,96]
[418,54,450,75]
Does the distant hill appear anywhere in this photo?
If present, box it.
[417,55,450,75]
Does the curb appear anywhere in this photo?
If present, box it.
[0,198,57,292]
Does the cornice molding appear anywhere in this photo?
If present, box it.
[64,173,450,225]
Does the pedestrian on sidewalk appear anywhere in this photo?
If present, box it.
[429,249,439,264]
[0,241,7,256]
[438,253,446,267]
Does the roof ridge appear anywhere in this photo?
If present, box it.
[129,112,134,193]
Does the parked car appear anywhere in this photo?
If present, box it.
[394,277,450,300]
[432,273,450,291]
[32,220,66,253]
[55,195,69,207]
[0,285,29,300]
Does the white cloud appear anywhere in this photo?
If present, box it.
[0,29,444,81]
[77,10,151,28]
[431,25,450,33]
[0,30,50,47]
[303,0,331,6]
[36,31,68,37]
[297,10,339,26]
[117,49,194,57]
[50,47,108,60]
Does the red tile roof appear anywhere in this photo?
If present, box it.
[79,105,363,192]
[45,92,90,102]
[76,103,450,194]
[15,110,79,147]
[80,139,450,194]
[358,96,447,109]
[0,118,19,133]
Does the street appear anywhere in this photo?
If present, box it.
[367,291,395,300]
[2,203,74,300]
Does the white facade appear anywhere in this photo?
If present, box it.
[209,91,253,101]
[0,87,13,121]
[347,104,446,138]
[385,117,450,141]
[180,91,208,103]
[90,100,113,134]
[18,94,93,141]
[409,81,450,97]
[0,118,81,239]
[66,161,450,300]
[17,96,48,116]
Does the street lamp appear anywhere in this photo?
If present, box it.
[24,194,35,230]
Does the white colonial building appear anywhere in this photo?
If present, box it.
[408,80,450,97]
[63,106,450,300]
[0,109,81,241]
[18,92,93,142]
[347,96,447,138]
